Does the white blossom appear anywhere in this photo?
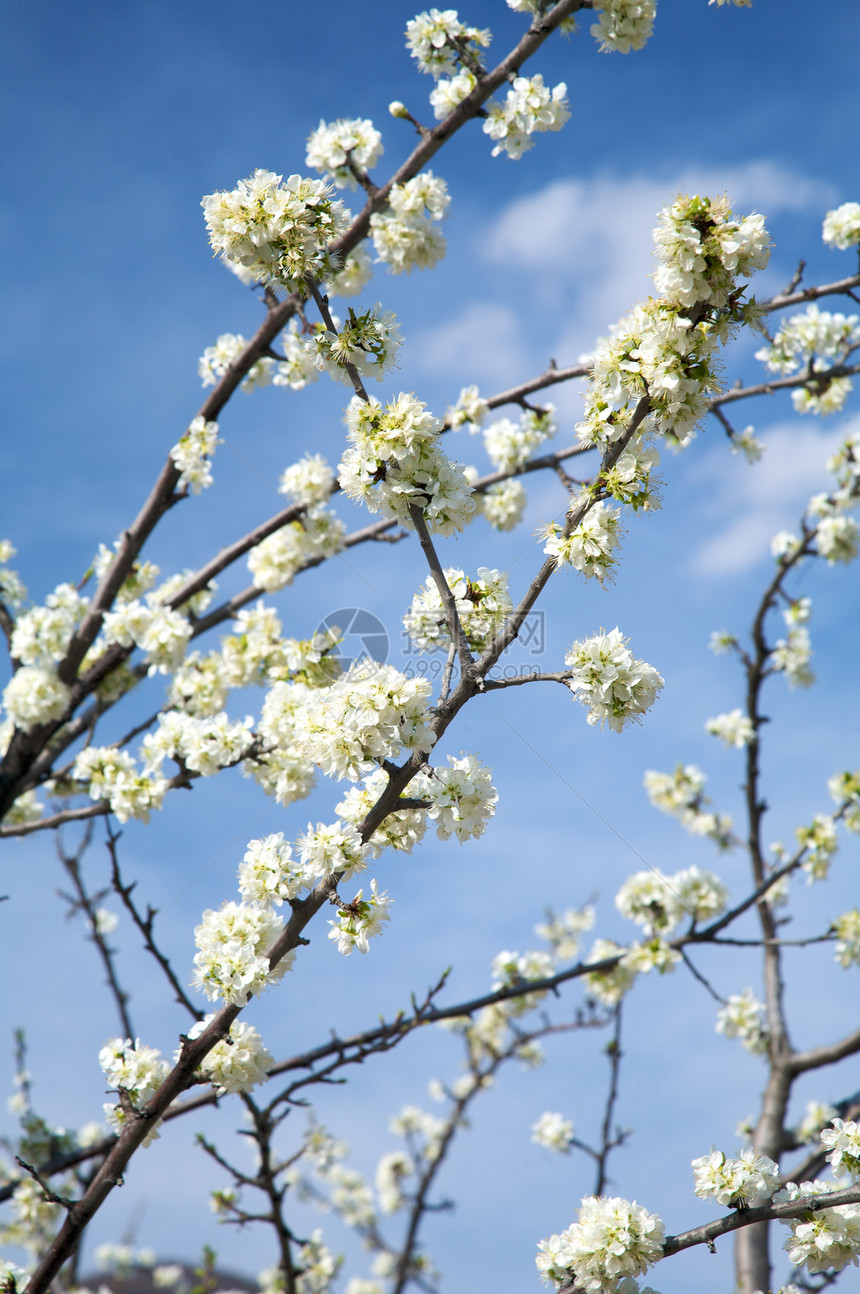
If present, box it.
[772,625,814,689]
[99,1037,169,1144]
[705,708,755,748]
[405,10,491,79]
[198,333,273,390]
[615,870,684,936]
[823,201,860,251]
[429,68,477,119]
[2,666,71,728]
[312,304,402,386]
[272,319,321,389]
[447,384,489,430]
[821,1119,860,1181]
[543,501,623,583]
[484,406,555,470]
[279,454,335,506]
[479,479,527,531]
[534,905,595,962]
[375,1150,413,1213]
[170,416,219,493]
[336,769,428,858]
[73,745,167,823]
[716,989,768,1055]
[777,1179,860,1274]
[536,1195,664,1291]
[565,628,663,732]
[339,392,476,535]
[293,659,432,781]
[643,763,733,848]
[816,512,859,564]
[730,425,764,463]
[798,1101,839,1145]
[296,819,368,883]
[247,507,345,592]
[404,566,512,654]
[833,909,860,968]
[796,814,838,882]
[692,1147,779,1207]
[423,753,497,842]
[238,832,310,905]
[591,0,656,54]
[192,901,292,1005]
[305,117,383,189]
[10,582,87,668]
[202,168,348,291]
[328,242,374,298]
[371,172,449,275]
[584,939,637,1007]
[181,1016,273,1094]
[328,879,392,955]
[532,1111,574,1153]
[483,75,570,160]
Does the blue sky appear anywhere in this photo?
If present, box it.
[2,2,860,1291]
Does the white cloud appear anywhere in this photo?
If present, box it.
[410,301,527,385]
[690,418,855,576]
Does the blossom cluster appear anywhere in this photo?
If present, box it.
[615,864,728,935]
[770,596,815,689]
[0,538,27,610]
[644,763,734,848]
[170,416,219,494]
[705,707,755,748]
[821,1118,860,1181]
[577,195,770,472]
[447,384,489,430]
[2,664,71,729]
[202,168,349,291]
[532,1111,575,1154]
[536,1194,664,1291]
[534,904,596,962]
[306,117,383,189]
[691,1147,779,1208]
[328,879,393,955]
[312,304,403,387]
[832,909,860,968]
[590,0,656,54]
[822,201,860,251]
[99,1037,170,1142]
[292,659,433,781]
[422,752,498,842]
[247,507,345,592]
[565,627,663,732]
[796,813,838,883]
[756,304,860,415]
[483,75,570,160]
[478,477,528,531]
[405,9,491,80]
[776,1179,860,1274]
[483,405,556,470]
[198,334,273,391]
[543,499,623,583]
[370,172,450,275]
[9,581,86,668]
[403,566,512,654]
[181,1017,273,1095]
[336,768,428,858]
[339,392,476,535]
[716,988,768,1055]
[72,745,167,823]
[192,901,292,1006]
